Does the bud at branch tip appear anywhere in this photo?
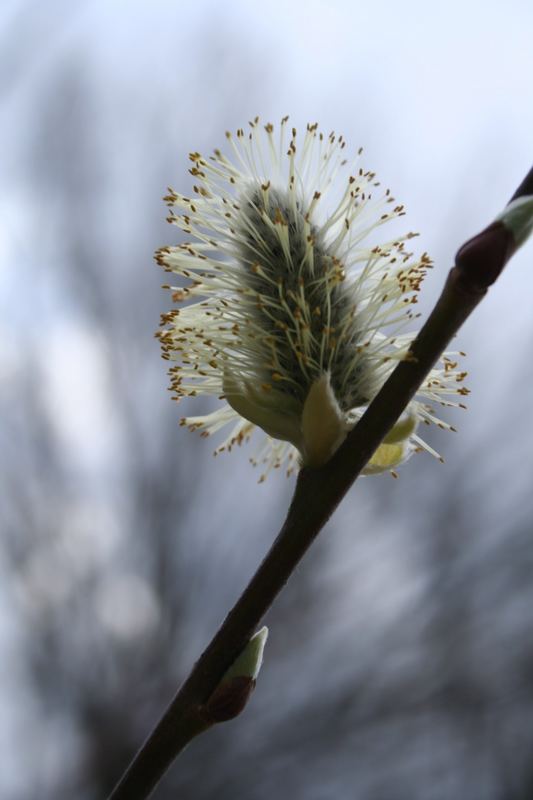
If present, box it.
[496,194,533,248]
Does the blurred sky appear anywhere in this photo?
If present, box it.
[1,1,533,797]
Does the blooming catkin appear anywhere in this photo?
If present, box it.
[156,118,467,480]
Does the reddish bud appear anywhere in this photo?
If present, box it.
[202,676,256,723]
[455,221,516,290]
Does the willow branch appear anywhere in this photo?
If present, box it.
[108,167,532,800]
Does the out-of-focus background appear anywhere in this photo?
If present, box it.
[1,1,533,797]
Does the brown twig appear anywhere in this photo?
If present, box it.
[108,167,532,800]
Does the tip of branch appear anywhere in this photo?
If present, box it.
[455,221,515,290]
[455,170,533,291]
[509,164,533,203]
[496,195,533,248]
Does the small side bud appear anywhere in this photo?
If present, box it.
[202,627,268,724]
[222,626,268,683]
[202,676,256,723]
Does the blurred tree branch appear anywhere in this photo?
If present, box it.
[108,167,533,800]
